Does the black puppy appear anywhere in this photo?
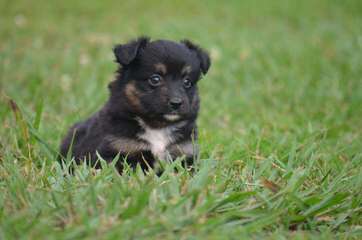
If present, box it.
[59,37,211,171]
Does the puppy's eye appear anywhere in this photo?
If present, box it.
[148,74,161,87]
[183,78,192,89]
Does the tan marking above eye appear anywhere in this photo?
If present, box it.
[181,65,192,75]
[154,63,167,75]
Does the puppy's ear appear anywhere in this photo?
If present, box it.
[113,37,150,66]
[181,39,211,74]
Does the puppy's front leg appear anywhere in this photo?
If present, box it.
[167,141,199,168]
[98,136,153,171]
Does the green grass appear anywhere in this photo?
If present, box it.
[1,0,362,239]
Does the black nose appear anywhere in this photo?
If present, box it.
[169,97,183,110]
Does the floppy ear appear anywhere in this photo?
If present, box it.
[113,37,150,66]
[181,39,211,74]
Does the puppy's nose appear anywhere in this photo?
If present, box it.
[169,97,183,110]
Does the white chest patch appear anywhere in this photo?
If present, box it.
[137,118,185,160]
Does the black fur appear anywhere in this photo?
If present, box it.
[59,37,211,171]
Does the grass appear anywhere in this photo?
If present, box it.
[1,0,362,238]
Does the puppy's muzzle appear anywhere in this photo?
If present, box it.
[169,97,183,110]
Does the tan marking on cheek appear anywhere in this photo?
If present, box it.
[154,63,167,75]
[160,86,168,92]
[182,65,192,75]
[124,81,142,110]
[191,91,200,109]
[160,86,169,102]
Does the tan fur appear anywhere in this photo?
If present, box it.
[124,81,141,110]
[181,65,192,75]
[160,85,169,103]
[191,91,199,109]
[106,135,149,153]
[168,141,198,157]
[154,63,167,75]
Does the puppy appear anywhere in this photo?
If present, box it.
[59,37,211,171]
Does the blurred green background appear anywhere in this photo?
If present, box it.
[1,0,362,151]
[1,0,362,150]
[1,0,362,238]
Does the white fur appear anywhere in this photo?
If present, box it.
[137,118,184,160]
[164,114,180,121]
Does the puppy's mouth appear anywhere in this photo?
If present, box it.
[163,113,181,122]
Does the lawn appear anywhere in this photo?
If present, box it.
[1,0,362,239]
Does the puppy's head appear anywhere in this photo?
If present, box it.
[110,37,211,125]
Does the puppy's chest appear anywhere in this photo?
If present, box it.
[138,125,177,159]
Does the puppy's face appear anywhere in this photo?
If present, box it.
[111,38,211,124]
